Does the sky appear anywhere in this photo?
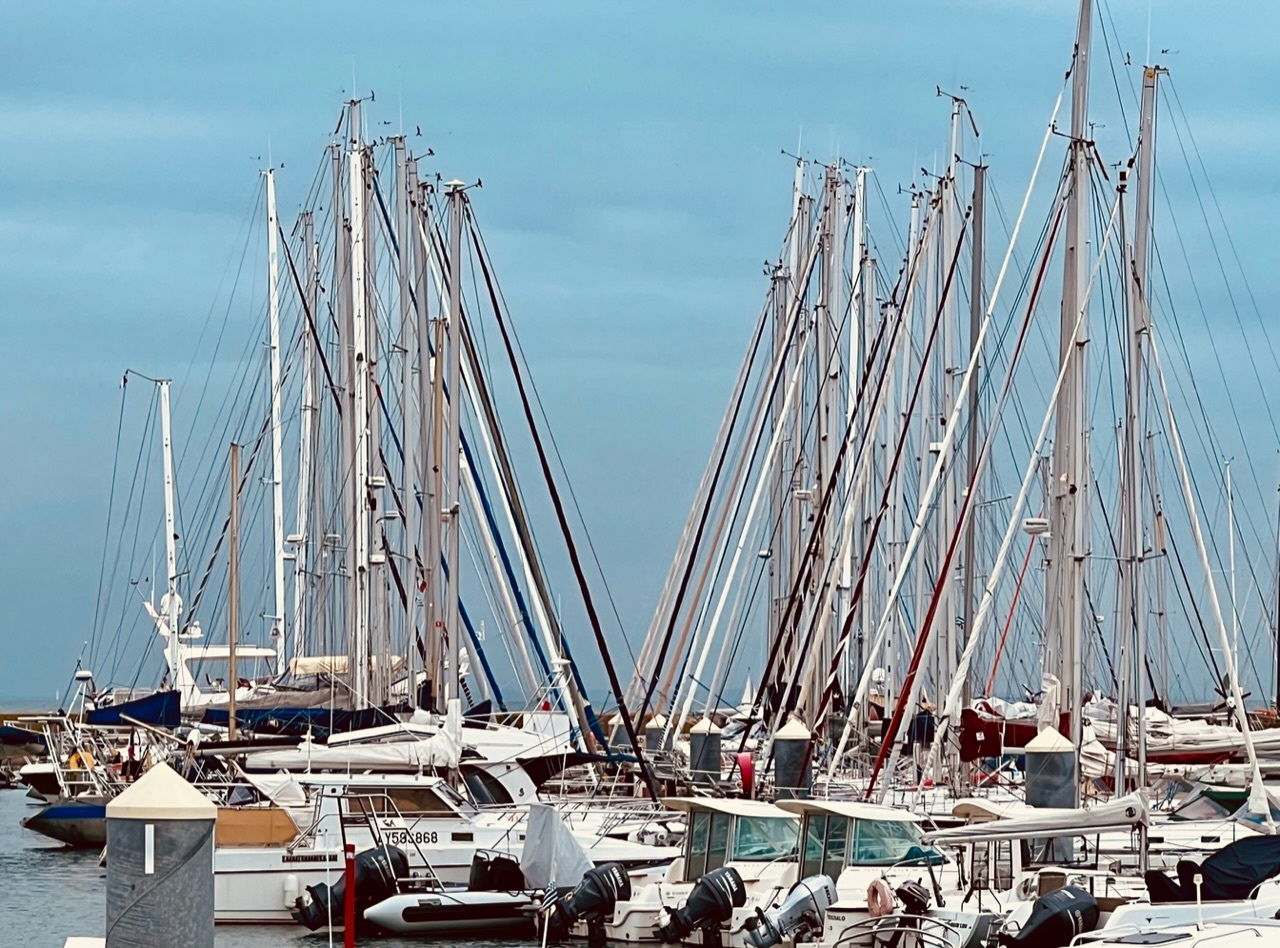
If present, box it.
[2,1,1279,703]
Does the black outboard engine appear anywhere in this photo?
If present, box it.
[895,880,931,916]
[291,844,409,931]
[999,885,1099,948]
[744,875,837,948]
[658,866,748,947]
[547,863,632,948]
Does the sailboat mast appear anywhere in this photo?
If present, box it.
[228,440,241,742]
[1128,65,1161,787]
[159,378,180,686]
[332,110,356,686]
[1228,459,1238,675]
[394,137,417,696]
[939,101,963,703]
[293,211,318,667]
[961,162,985,709]
[810,165,840,721]
[264,167,287,676]
[349,139,372,708]
[412,164,441,709]
[1048,0,1093,776]
[443,180,466,705]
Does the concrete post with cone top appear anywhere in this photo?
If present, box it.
[1025,726,1077,864]
[689,716,722,786]
[105,761,215,947]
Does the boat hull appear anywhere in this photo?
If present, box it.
[363,891,534,935]
[21,801,107,847]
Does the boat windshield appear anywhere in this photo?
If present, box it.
[1169,790,1230,822]
[730,816,797,861]
[850,818,939,865]
[811,814,940,874]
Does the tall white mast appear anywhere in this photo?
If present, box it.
[839,167,869,696]
[1047,0,1093,780]
[1228,459,1238,674]
[292,211,318,667]
[394,137,417,691]
[414,165,442,707]
[264,167,286,676]
[1121,65,1161,790]
[159,378,180,686]
[349,145,372,708]
[443,180,466,705]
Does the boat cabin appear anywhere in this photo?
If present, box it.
[778,799,942,883]
[664,798,798,882]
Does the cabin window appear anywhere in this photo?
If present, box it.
[342,792,449,818]
[801,815,826,878]
[375,787,453,815]
[463,768,513,805]
[821,817,848,879]
[731,816,796,862]
[802,815,850,877]
[849,818,933,866]
[707,813,730,873]
[994,838,1014,890]
[686,810,711,880]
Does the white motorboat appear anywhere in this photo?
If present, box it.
[214,773,677,923]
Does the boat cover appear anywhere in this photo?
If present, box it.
[238,698,463,770]
[1145,835,1280,902]
[520,802,593,888]
[243,772,308,807]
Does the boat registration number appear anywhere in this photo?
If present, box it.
[383,830,439,846]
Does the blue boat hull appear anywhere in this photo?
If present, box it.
[85,689,180,728]
[21,801,106,848]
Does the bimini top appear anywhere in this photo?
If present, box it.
[775,798,922,823]
[663,797,792,819]
[949,797,1036,823]
[923,793,1148,844]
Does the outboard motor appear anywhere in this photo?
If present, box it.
[744,875,837,948]
[658,866,747,946]
[547,862,632,947]
[291,844,409,932]
[999,885,1098,948]
[895,880,931,916]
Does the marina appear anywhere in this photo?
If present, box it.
[9,2,1280,947]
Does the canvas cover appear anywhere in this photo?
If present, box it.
[520,802,593,889]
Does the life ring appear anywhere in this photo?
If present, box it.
[867,878,895,918]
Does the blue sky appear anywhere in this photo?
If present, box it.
[2,1,1279,702]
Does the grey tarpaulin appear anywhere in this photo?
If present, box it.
[520,802,593,889]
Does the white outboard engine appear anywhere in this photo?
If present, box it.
[658,866,747,946]
[744,875,837,948]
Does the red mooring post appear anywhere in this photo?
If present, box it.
[343,842,357,948]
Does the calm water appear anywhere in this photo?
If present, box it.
[0,786,532,948]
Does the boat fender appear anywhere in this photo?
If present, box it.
[283,873,299,908]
